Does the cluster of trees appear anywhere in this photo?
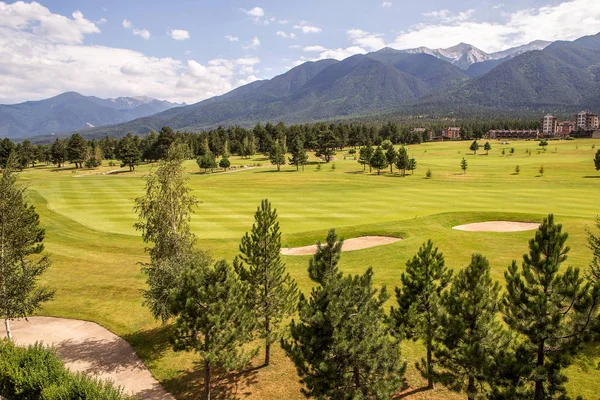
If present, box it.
[134,142,600,400]
[358,140,417,175]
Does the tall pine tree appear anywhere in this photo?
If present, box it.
[307,228,343,285]
[234,199,298,365]
[269,139,286,171]
[391,240,452,389]
[503,214,600,399]
[288,135,308,171]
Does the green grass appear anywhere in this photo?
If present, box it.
[21,139,600,399]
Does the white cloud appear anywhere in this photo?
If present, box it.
[0,1,261,104]
[303,45,327,52]
[122,19,131,28]
[278,19,289,24]
[225,35,239,42]
[236,75,260,86]
[97,17,107,24]
[133,28,150,40]
[347,29,386,51]
[242,36,261,50]
[276,31,296,39]
[393,0,600,52]
[493,4,504,9]
[170,29,189,40]
[293,21,321,34]
[296,45,366,64]
[382,2,392,7]
[245,6,264,18]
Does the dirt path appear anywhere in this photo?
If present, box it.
[452,221,540,232]
[3,317,174,400]
[281,236,402,256]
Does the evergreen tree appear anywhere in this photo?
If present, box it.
[67,133,87,168]
[288,135,308,171]
[134,144,198,322]
[0,155,54,340]
[283,267,406,399]
[407,158,417,175]
[484,141,492,155]
[153,126,176,160]
[218,157,230,171]
[17,140,35,169]
[269,139,286,171]
[503,214,600,399]
[50,139,66,168]
[461,157,468,174]
[594,149,600,171]
[435,254,509,400]
[588,216,600,283]
[85,142,103,169]
[370,146,388,175]
[307,228,343,285]
[385,146,397,173]
[391,240,452,389]
[171,255,256,400]
[234,199,299,366]
[470,140,479,154]
[395,146,409,176]
[222,139,231,159]
[358,144,373,172]
[197,150,217,173]
[117,133,142,171]
[0,138,14,168]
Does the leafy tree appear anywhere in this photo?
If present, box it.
[539,139,548,152]
[218,157,230,171]
[461,157,468,174]
[117,133,142,171]
[50,139,67,168]
[503,214,600,399]
[171,255,256,400]
[269,139,286,171]
[358,144,373,172]
[435,254,509,400]
[381,139,394,151]
[0,138,15,168]
[308,228,343,285]
[85,142,103,169]
[283,267,406,399]
[234,199,299,366]
[484,141,492,155]
[395,146,409,176]
[515,165,520,175]
[385,146,397,173]
[426,168,432,179]
[470,140,479,154]
[67,133,87,168]
[370,146,388,175]
[0,155,54,340]
[407,158,417,175]
[539,164,544,177]
[289,135,308,171]
[134,144,198,322]
[222,139,230,159]
[594,149,600,171]
[391,240,452,389]
[197,151,217,173]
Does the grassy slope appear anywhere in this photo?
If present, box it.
[21,139,600,399]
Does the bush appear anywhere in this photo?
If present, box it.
[0,340,130,399]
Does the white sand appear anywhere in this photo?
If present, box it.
[452,221,540,232]
[2,317,174,399]
[281,236,402,256]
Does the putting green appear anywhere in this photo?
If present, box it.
[20,139,600,399]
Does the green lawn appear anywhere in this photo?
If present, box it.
[21,139,600,399]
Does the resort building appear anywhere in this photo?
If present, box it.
[541,114,558,137]
[441,127,461,140]
[556,121,576,137]
[575,110,599,130]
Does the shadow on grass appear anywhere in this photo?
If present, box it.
[122,325,174,365]
[255,169,298,174]
[394,385,431,399]
[345,170,368,174]
[162,361,260,400]
[583,175,600,179]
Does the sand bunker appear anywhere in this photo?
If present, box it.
[452,221,540,232]
[281,236,401,256]
[2,317,174,399]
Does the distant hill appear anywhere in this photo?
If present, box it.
[0,92,183,139]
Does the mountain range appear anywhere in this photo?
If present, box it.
[0,93,184,139]
[5,33,600,141]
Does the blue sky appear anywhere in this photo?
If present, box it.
[1,0,599,104]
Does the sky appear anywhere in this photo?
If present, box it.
[1,0,600,105]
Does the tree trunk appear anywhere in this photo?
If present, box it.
[426,340,434,389]
[534,341,545,400]
[467,376,476,400]
[390,164,393,173]
[353,366,360,391]
[204,360,211,400]
[377,168,380,175]
[4,318,11,341]
[265,342,271,366]
[277,164,280,171]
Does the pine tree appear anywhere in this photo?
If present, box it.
[470,140,479,154]
[67,133,87,168]
[234,199,298,366]
[0,155,54,340]
[288,136,308,171]
[484,141,492,155]
[197,150,217,173]
[0,138,14,169]
[307,228,343,285]
[85,142,103,169]
[218,157,230,171]
[222,139,230,159]
[503,214,600,399]
[358,144,373,172]
[116,133,142,171]
[171,255,256,400]
[283,267,406,399]
[391,240,452,389]
[269,139,286,171]
[588,216,600,282]
[50,139,67,168]
[594,149,600,171]
[370,146,388,175]
[395,146,409,176]
[385,146,397,173]
[407,158,417,175]
[435,254,510,400]
[461,157,468,174]
[134,144,198,322]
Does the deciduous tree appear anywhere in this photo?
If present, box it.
[461,157,468,174]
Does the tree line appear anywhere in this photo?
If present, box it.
[134,142,600,400]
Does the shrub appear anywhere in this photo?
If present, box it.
[425,168,432,179]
